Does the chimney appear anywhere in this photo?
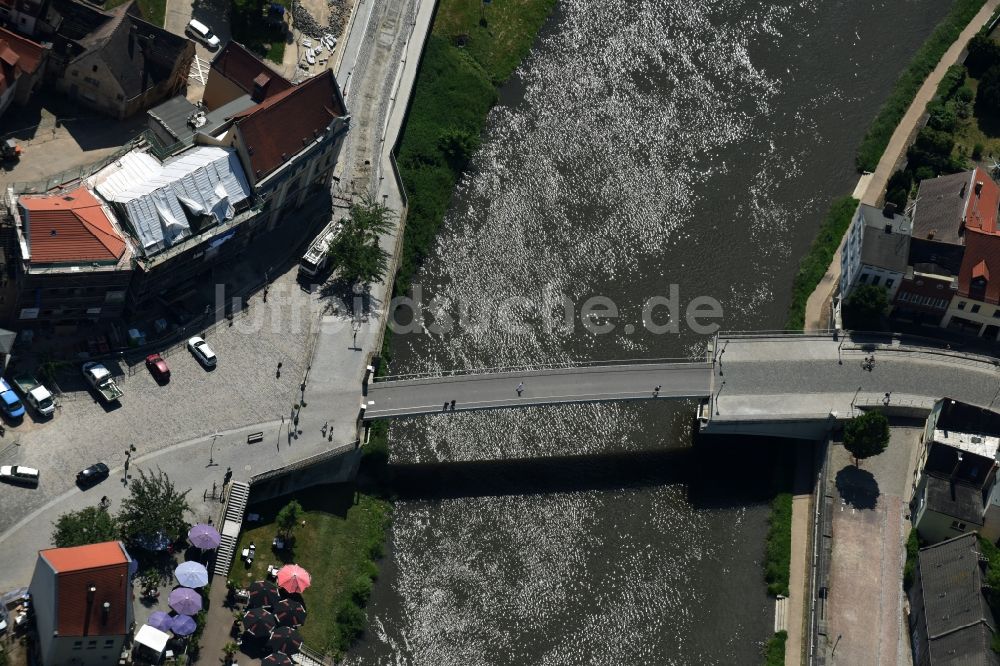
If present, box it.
[101,602,110,625]
[882,202,897,218]
[928,230,936,240]
[884,223,893,234]
[251,73,271,102]
[976,181,984,196]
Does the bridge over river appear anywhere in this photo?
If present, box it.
[362,332,1000,438]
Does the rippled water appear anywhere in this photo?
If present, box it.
[347,0,951,663]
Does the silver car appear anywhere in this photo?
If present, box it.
[187,336,217,367]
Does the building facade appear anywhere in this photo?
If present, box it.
[911,398,1000,543]
[0,26,47,117]
[840,202,911,302]
[29,541,134,666]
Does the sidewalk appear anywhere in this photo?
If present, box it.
[785,444,815,666]
[803,0,1000,331]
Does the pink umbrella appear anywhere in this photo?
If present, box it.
[276,564,311,594]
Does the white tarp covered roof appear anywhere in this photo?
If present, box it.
[90,146,251,256]
[134,624,170,654]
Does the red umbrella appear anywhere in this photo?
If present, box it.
[276,564,311,594]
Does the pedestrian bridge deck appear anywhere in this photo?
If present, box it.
[361,333,1000,430]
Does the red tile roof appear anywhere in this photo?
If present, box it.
[210,41,292,102]
[231,69,345,181]
[40,542,130,637]
[0,27,46,98]
[957,170,1000,303]
[19,186,127,264]
[963,167,1000,234]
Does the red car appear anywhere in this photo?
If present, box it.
[145,353,170,382]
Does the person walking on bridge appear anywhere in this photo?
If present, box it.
[516,382,524,396]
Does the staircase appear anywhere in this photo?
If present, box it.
[774,594,789,633]
[213,481,250,578]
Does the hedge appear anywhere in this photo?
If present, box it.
[856,0,989,171]
[764,493,793,597]
[785,196,859,330]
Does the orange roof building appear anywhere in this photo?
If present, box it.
[29,541,134,666]
[0,26,48,117]
[18,186,128,265]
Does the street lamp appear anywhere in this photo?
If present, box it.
[208,433,221,467]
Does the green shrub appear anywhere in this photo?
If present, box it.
[967,32,1000,76]
[843,283,889,330]
[974,142,986,160]
[335,602,368,651]
[764,493,793,597]
[914,165,938,182]
[349,574,373,605]
[785,196,858,330]
[903,528,920,589]
[763,631,788,666]
[856,0,989,171]
[979,64,1000,116]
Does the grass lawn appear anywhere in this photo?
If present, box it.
[232,485,391,657]
[230,0,291,64]
[105,0,166,26]
[431,0,558,84]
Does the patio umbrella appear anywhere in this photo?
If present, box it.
[276,564,311,594]
[262,652,293,666]
[174,561,209,588]
[248,580,280,609]
[167,587,202,615]
[273,599,306,627]
[188,524,221,550]
[169,614,197,636]
[267,626,303,655]
[242,607,276,638]
[147,611,173,632]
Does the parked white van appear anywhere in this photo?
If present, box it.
[0,465,39,486]
[186,19,221,49]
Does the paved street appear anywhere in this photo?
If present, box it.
[364,363,713,419]
[825,425,923,666]
[364,334,1000,421]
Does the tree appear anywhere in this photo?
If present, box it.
[844,283,888,330]
[52,505,118,548]
[437,128,480,170]
[843,410,890,466]
[327,194,395,287]
[117,468,191,548]
[275,499,303,539]
[978,64,1000,117]
[967,34,1000,77]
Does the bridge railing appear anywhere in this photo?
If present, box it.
[717,329,838,337]
[372,356,708,382]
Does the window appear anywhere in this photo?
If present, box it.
[87,640,97,649]
[972,304,981,314]
[951,520,967,531]
[994,309,1000,318]
[958,301,967,310]
[104,640,115,648]
[885,279,894,289]
[871,275,881,286]
[859,274,869,284]
[73,641,82,650]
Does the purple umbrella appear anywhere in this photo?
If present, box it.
[170,614,197,636]
[168,587,202,615]
[147,611,172,632]
[188,524,221,550]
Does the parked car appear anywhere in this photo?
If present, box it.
[82,363,124,403]
[145,353,170,382]
[0,379,25,420]
[0,465,38,486]
[186,19,221,49]
[12,375,55,417]
[76,462,109,487]
[187,336,217,367]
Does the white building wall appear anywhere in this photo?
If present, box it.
[840,205,864,295]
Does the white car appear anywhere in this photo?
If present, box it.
[0,465,39,486]
[186,19,221,49]
[187,336,217,367]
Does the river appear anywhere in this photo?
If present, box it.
[346,0,951,663]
